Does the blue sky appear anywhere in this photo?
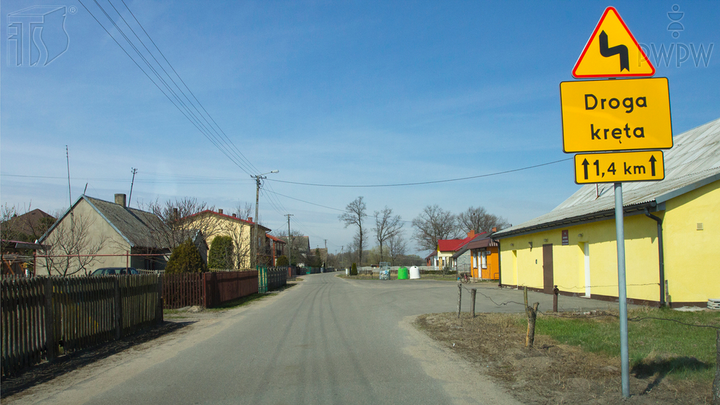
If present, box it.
[2,0,719,256]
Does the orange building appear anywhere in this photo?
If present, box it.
[452,233,499,280]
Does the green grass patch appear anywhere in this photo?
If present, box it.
[531,307,719,381]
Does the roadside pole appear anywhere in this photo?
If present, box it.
[615,182,629,397]
[559,7,673,399]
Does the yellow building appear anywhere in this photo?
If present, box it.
[494,118,720,307]
[181,209,271,269]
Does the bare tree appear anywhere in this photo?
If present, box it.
[351,229,367,265]
[339,196,367,265]
[235,202,253,220]
[411,205,459,252]
[457,206,509,234]
[1,204,21,244]
[228,225,251,269]
[387,232,407,266]
[373,206,403,263]
[143,198,215,249]
[41,213,107,276]
[273,229,304,265]
[1,203,55,243]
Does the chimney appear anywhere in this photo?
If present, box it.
[491,227,497,233]
[115,193,127,208]
[218,208,224,215]
[467,230,475,238]
[232,213,237,218]
[248,216,253,223]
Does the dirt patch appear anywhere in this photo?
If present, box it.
[415,312,712,405]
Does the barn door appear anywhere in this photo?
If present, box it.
[543,244,554,294]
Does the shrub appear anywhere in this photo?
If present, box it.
[350,262,358,276]
[276,255,289,266]
[208,235,233,269]
[166,239,207,274]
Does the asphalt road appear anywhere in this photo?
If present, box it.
[7,273,620,405]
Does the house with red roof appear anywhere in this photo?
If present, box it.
[436,231,478,270]
[266,234,287,266]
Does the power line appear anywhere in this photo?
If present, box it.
[78,0,261,178]
[266,158,573,188]
[117,0,261,177]
[263,189,344,212]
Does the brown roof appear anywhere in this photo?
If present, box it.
[2,209,55,241]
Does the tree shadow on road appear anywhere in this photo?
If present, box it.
[1,321,194,398]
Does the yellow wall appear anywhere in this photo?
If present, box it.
[182,213,260,269]
[499,214,661,302]
[499,179,719,305]
[437,250,454,268]
[36,199,131,276]
[662,180,720,303]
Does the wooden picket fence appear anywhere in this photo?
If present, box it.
[162,271,260,309]
[3,271,269,376]
[162,273,203,309]
[203,271,258,308]
[1,275,162,377]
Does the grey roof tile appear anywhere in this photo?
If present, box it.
[496,117,720,237]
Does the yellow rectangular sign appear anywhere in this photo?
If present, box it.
[574,151,664,184]
[561,78,672,153]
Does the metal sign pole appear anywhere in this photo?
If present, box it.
[614,182,630,397]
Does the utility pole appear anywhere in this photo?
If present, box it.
[285,214,294,266]
[324,239,327,267]
[66,145,72,209]
[250,170,278,269]
[128,168,138,207]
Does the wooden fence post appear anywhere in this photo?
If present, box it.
[524,287,539,348]
[114,278,122,339]
[456,283,462,318]
[471,288,477,318]
[44,277,56,361]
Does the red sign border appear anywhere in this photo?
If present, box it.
[572,6,655,79]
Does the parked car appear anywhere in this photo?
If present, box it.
[90,267,139,276]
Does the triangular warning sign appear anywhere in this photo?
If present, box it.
[572,7,655,78]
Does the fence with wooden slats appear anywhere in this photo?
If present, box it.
[203,271,258,308]
[1,277,46,377]
[1,275,162,377]
[119,275,162,336]
[162,273,203,309]
[52,276,117,354]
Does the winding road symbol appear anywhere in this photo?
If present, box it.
[572,7,655,78]
[599,31,629,72]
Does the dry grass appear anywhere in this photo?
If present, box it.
[415,312,714,405]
